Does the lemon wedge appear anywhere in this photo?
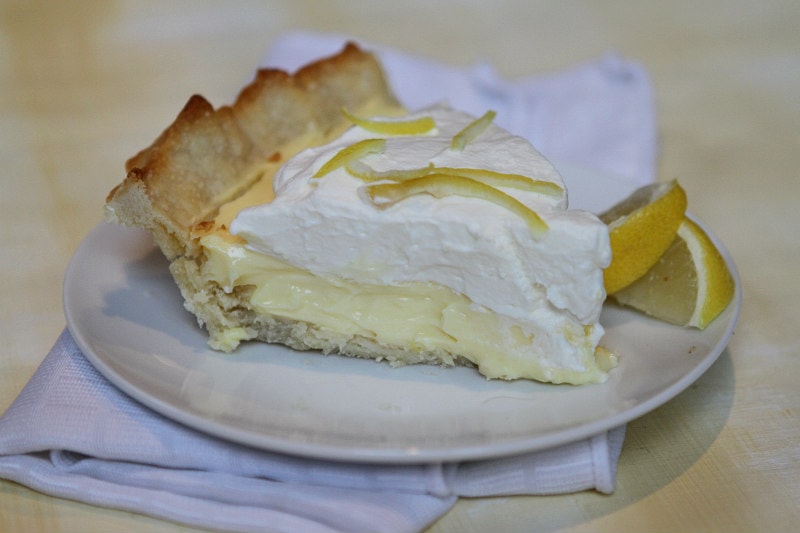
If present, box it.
[600,180,688,294]
[342,108,436,135]
[451,110,496,151]
[611,217,735,329]
[313,138,385,178]
[361,174,548,239]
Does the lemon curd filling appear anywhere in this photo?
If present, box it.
[199,233,610,383]
[200,159,609,383]
[197,104,614,384]
[101,49,618,385]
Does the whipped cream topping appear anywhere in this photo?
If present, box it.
[230,104,610,331]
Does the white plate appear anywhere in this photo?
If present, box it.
[64,161,741,464]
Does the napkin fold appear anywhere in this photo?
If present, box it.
[1,32,653,533]
[264,30,656,184]
[0,331,626,533]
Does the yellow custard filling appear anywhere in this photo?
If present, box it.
[190,103,613,384]
[198,233,610,383]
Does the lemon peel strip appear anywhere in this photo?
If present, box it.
[346,160,435,182]
[451,110,496,151]
[342,108,436,136]
[611,216,735,329]
[361,174,548,239]
[434,167,563,195]
[313,138,386,178]
[346,161,562,196]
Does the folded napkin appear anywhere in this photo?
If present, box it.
[0,331,626,533]
[0,32,653,533]
[264,30,656,184]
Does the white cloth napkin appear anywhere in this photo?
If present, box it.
[0,331,626,533]
[264,30,656,184]
[0,32,654,533]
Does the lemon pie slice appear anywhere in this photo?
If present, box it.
[105,43,614,384]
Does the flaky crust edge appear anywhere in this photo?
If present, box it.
[105,42,400,259]
[102,43,460,361]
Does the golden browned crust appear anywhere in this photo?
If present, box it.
[104,43,439,356]
[105,43,400,260]
[102,45,609,384]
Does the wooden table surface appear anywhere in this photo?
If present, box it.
[2,1,798,531]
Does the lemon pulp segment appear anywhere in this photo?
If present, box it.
[601,180,688,294]
[200,234,606,383]
[612,217,735,329]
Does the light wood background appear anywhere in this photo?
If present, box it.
[2,1,799,531]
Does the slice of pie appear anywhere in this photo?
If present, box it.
[105,43,614,384]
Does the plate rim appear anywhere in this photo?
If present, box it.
[64,167,741,464]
